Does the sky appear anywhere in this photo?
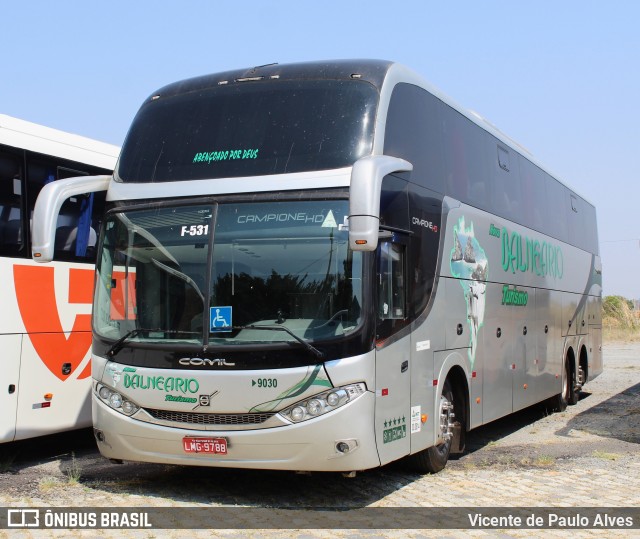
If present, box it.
[2,1,639,298]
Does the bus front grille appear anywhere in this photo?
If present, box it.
[144,408,275,426]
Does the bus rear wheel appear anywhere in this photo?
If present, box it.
[567,360,579,406]
[407,379,456,474]
[549,359,572,412]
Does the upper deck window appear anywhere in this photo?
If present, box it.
[117,79,378,182]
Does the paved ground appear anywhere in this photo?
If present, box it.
[0,342,639,538]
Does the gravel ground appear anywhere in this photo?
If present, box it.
[0,341,638,538]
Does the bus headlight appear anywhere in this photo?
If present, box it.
[121,401,140,416]
[290,406,306,422]
[109,393,123,409]
[96,383,140,416]
[279,383,367,423]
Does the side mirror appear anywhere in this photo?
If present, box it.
[348,155,413,251]
[32,175,111,262]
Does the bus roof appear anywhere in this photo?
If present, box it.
[148,59,394,99]
[0,114,119,170]
[144,60,590,208]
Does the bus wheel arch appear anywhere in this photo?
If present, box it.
[406,366,468,474]
[446,365,469,451]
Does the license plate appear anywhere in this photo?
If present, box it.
[182,437,227,454]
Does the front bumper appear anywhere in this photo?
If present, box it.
[93,390,380,472]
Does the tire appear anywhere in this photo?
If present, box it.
[407,379,455,474]
[549,359,571,412]
[567,359,579,406]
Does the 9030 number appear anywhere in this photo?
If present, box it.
[254,378,278,388]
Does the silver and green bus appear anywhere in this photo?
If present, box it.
[32,60,601,473]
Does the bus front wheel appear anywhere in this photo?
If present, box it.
[407,379,456,474]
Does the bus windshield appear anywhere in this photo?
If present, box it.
[116,79,378,182]
[94,200,364,350]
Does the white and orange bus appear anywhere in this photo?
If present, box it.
[0,114,119,443]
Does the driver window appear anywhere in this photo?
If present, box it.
[378,242,406,320]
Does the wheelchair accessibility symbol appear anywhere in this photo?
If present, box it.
[210,306,232,332]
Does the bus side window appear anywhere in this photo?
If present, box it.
[0,150,24,256]
[26,156,107,262]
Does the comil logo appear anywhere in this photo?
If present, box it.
[13,265,93,381]
[178,358,236,367]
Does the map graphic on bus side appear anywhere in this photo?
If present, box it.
[450,217,488,368]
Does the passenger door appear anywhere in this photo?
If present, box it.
[374,239,412,464]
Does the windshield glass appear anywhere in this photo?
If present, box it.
[117,79,378,182]
[94,201,363,349]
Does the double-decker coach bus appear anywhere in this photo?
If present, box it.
[0,114,119,443]
[31,60,601,473]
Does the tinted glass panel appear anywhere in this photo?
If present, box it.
[384,83,445,193]
[94,201,364,350]
[518,155,548,235]
[492,145,523,224]
[27,156,107,262]
[378,242,406,320]
[0,150,24,256]
[379,175,409,230]
[582,199,599,254]
[117,80,378,182]
[210,201,362,345]
[567,192,582,249]
[94,205,212,344]
[442,107,490,211]
[409,183,442,315]
[545,176,568,244]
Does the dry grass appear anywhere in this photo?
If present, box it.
[603,326,640,343]
[592,450,620,461]
[603,296,640,342]
[63,452,82,485]
[38,476,63,492]
[534,454,555,467]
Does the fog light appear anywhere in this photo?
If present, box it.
[336,442,350,454]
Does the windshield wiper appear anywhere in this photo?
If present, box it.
[106,328,200,358]
[233,325,325,359]
[151,258,204,302]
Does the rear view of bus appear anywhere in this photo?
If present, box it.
[32,60,602,473]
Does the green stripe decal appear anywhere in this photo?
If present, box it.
[249,365,331,412]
